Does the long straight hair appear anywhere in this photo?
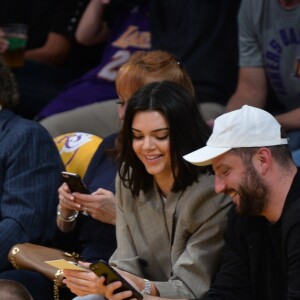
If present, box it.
[118,81,212,196]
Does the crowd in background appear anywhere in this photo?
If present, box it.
[0,0,299,299]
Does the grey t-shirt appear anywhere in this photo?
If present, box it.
[238,0,300,110]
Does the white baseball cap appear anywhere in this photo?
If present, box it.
[183,105,288,166]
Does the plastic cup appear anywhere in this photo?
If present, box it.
[1,23,28,68]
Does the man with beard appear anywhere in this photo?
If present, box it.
[182,105,300,299]
[100,105,300,300]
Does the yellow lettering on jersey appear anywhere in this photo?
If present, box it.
[112,25,151,49]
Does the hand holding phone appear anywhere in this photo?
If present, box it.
[61,171,90,194]
[89,260,143,300]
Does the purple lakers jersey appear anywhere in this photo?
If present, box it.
[38,4,150,119]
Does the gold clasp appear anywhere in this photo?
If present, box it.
[12,247,20,255]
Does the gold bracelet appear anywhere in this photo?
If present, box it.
[57,204,79,222]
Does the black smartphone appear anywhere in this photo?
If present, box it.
[89,260,143,300]
[61,171,90,194]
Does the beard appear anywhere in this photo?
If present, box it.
[227,164,268,216]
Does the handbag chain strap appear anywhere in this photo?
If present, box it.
[9,247,20,269]
[9,246,82,300]
[54,270,63,300]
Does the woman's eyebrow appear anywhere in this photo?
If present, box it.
[131,127,169,132]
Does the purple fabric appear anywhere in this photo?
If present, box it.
[38,4,150,119]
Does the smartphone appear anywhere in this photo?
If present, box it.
[61,171,90,194]
[89,260,143,300]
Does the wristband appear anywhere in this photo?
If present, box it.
[57,204,79,222]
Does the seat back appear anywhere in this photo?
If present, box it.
[54,132,102,178]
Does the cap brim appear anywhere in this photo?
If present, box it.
[183,146,231,166]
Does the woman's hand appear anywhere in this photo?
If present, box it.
[58,182,116,224]
[73,188,116,225]
[105,281,160,300]
[63,261,107,296]
[58,182,81,214]
[105,281,134,300]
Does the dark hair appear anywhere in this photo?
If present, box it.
[230,127,293,168]
[231,144,293,169]
[0,279,33,300]
[108,50,195,160]
[0,59,19,109]
[118,81,212,196]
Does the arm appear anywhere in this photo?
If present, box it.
[57,184,116,232]
[63,261,107,296]
[73,188,116,225]
[226,67,268,112]
[57,182,82,233]
[153,192,232,299]
[75,0,111,45]
[286,226,300,299]
[25,0,90,65]
[275,108,300,131]
[24,32,71,66]
[111,176,232,298]
[284,197,300,299]
[226,0,268,112]
[227,67,300,131]
[201,210,251,300]
[109,174,146,276]
[106,281,178,300]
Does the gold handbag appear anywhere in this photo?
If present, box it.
[8,243,81,300]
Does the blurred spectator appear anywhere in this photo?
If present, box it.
[0,0,105,119]
[0,50,195,300]
[226,0,300,165]
[63,81,231,300]
[40,0,241,138]
[36,0,150,121]
[149,0,241,120]
[0,279,33,300]
[0,58,64,271]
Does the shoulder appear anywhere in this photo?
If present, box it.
[281,170,300,226]
[1,114,57,157]
[281,199,300,234]
[179,173,232,221]
[186,172,225,203]
[13,117,53,142]
[101,133,118,148]
[2,112,51,139]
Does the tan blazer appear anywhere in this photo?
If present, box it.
[110,172,232,299]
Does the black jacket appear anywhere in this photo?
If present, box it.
[203,169,300,300]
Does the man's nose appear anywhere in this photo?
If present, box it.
[214,176,226,194]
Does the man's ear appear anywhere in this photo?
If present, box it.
[255,148,272,174]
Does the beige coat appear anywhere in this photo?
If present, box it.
[110,172,232,299]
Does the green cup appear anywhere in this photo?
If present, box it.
[1,23,28,68]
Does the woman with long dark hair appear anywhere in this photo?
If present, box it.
[64,81,231,299]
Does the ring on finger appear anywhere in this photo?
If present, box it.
[83,207,88,216]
